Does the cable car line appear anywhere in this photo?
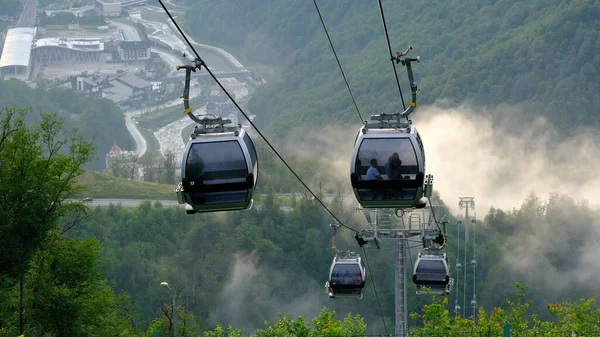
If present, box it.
[158,3,447,329]
[309,9,433,320]
[428,198,444,234]
[312,0,365,123]
[377,0,406,111]
[361,247,389,336]
[157,0,359,231]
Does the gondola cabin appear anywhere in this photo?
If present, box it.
[350,123,431,209]
[326,251,366,299]
[176,127,258,214]
[412,253,451,296]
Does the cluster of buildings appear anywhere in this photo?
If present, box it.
[0,24,164,109]
[207,85,238,116]
[95,0,149,17]
[65,72,161,109]
[0,27,153,80]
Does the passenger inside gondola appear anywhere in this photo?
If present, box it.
[366,159,383,180]
[385,152,403,180]
[355,139,418,201]
[331,264,362,286]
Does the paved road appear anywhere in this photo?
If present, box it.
[156,0,189,11]
[108,20,141,41]
[17,0,37,28]
[125,116,147,157]
[82,199,295,212]
[84,199,180,207]
[151,47,183,71]
[116,5,246,161]
[80,194,339,209]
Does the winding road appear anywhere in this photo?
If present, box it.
[108,20,142,41]
[84,198,180,207]
[17,0,37,28]
[82,194,339,210]
[125,117,147,158]
[114,6,249,160]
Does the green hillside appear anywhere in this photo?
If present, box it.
[185,0,599,135]
[75,170,176,200]
[0,78,133,170]
[2,107,599,336]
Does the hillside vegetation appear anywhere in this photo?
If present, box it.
[64,191,600,335]
[185,0,599,136]
[2,109,599,336]
[75,170,176,200]
[0,78,133,170]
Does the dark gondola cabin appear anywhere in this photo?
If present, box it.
[326,252,366,299]
[412,253,451,296]
[176,128,258,214]
[350,124,431,209]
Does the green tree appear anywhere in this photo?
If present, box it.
[0,79,132,170]
[0,106,94,281]
[204,308,366,336]
[409,283,600,335]
[14,235,135,337]
[160,150,177,185]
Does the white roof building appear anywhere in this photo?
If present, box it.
[0,27,36,79]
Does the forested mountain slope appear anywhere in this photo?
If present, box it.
[185,0,599,135]
[65,191,600,334]
[0,79,132,170]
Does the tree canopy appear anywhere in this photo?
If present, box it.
[0,106,133,337]
[0,106,94,281]
[0,79,133,170]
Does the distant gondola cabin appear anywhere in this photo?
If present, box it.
[412,253,451,296]
[326,252,366,299]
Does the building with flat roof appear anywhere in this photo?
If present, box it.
[0,27,36,79]
[32,38,104,65]
[118,41,151,61]
[101,74,153,108]
[95,0,121,17]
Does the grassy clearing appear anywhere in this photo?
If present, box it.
[75,170,176,200]
[73,171,295,205]
[46,25,68,30]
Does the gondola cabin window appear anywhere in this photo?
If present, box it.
[354,137,419,202]
[331,264,363,286]
[186,141,248,184]
[355,138,418,180]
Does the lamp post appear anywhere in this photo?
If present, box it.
[161,281,177,337]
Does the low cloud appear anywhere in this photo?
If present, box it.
[216,254,325,331]
[279,103,600,215]
[415,104,600,214]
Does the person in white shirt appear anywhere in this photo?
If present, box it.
[366,159,383,180]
